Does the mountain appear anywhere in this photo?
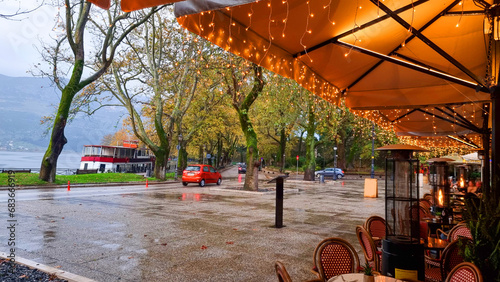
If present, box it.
[0,74,126,152]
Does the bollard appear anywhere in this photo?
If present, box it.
[146,179,148,188]
[238,174,242,183]
[320,174,325,183]
[67,181,70,191]
[275,177,284,228]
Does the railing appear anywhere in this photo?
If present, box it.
[0,168,78,175]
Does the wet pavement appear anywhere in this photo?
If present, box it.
[0,167,394,281]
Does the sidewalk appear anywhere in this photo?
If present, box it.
[1,175,386,281]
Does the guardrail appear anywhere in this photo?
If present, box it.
[0,168,78,175]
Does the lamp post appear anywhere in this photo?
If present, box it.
[371,123,375,178]
[175,134,182,180]
[333,146,338,180]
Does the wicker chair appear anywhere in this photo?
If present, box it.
[420,198,432,210]
[356,225,381,272]
[445,262,483,282]
[423,193,434,205]
[425,239,471,282]
[275,261,293,282]
[437,223,472,241]
[364,215,386,248]
[312,237,360,281]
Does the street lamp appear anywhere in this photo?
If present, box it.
[333,146,338,180]
[175,134,183,180]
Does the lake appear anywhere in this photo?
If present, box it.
[0,151,81,169]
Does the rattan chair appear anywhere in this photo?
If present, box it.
[364,215,387,248]
[424,193,434,205]
[425,239,471,282]
[437,223,472,242]
[445,262,483,282]
[420,198,432,210]
[275,261,293,282]
[312,237,360,281]
[356,225,381,272]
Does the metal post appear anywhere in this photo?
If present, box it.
[282,154,285,172]
[334,146,338,180]
[371,123,375,178]
[492,91,499,197]
[275,177,284,228]
[175,134,182,180]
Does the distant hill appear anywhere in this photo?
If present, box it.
[0,74,126,152]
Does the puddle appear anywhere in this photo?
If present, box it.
[180,193,221,201]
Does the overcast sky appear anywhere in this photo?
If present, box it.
[0,1,60,77]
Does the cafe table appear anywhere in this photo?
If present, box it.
[327,273,410,282]
[424,237,449,251]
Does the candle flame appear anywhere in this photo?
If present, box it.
[438,189,444,206]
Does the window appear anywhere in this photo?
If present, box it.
[210,167,215,173]
[185,166,201,171]
[203,166,209,172]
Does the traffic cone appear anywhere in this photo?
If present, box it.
[67,181,70,191]
[146,179,148,188]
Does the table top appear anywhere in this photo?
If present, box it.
[423,237,449,250]
[424,218,459,226]
[327,273,405,282]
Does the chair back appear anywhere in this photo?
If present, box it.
[420,198,432,210]
[442,239,470,280]
[445,262,483,282]
[275,261,292,282]
[364,215,386,240]
[313,237,360,281]
[356,225,380,272]
[423,193,434,204]
[449,224,473,241]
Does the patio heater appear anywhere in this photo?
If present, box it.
[457,165,468,192]
[427,158,453,220]
[377,144,427,281]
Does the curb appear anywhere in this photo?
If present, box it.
[0,180,179,191]
[0,252,96,282]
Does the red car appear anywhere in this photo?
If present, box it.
[182,164,222,187]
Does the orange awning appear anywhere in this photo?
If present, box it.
[173,0,495,148]
[88,0,183,12]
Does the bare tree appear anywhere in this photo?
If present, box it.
[35,0,165,182]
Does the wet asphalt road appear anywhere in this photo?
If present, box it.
[0,167,393,281]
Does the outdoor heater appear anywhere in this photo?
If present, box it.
[427,158,453,219]
[377,144,427,281]
[457,165,468,192]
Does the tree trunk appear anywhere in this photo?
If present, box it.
[303,101,316,181]
[39,81,79,182]
[153,148,167,180]
[237,108,259,191]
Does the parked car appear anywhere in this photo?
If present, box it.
[315,167,344,179]
[182,164,222,187]
[238,163,247,174]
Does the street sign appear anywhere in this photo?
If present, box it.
[296,155,299,160]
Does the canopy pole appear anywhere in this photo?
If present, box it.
[482,103,490,194]
[492,91,499,199]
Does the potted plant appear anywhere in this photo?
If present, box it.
[362,261,374,282]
